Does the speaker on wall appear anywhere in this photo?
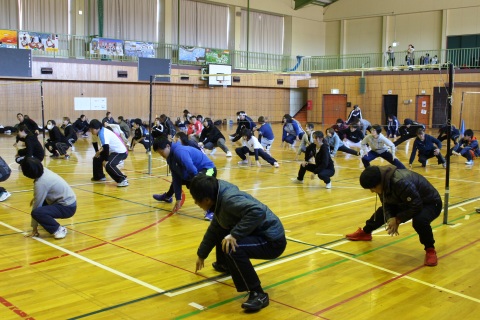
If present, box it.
[277,79,284,85]
[233,76,240,83]
[117,70,128,78]
[180,74,189,80]
[41,67,53,74]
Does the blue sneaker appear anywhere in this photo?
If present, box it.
[204,210,214,221]
[153,193,173,203]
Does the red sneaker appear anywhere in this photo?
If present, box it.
[346,228,372,241]
[424,248,438,266]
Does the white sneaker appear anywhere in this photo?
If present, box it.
[291,178,303,184]
[325,182,332,189]
[117,179,129,187]
[359,149,365,157]
[210,148,217,156]
[238,159,249,165]
[226,151,232,157]
[274,162,279,168]
[0,191,11,202]
[465,160,474,165]
[53,226,67,239]
[442,163,447,168]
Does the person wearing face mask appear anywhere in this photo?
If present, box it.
[45,120,70,159]
[15,124,45,163]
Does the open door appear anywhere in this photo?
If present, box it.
[323,94,347,126]
[416,95,431,127]
[383,95,398,124]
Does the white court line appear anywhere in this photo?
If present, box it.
[458,207,467,212]
[0,221,169,295]
[188,302,206,310]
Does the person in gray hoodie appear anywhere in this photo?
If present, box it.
[191,175,286,312]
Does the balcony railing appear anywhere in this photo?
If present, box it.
[6,29,480,72]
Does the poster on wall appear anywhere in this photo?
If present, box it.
[0,30,17,48]
[18,31,58,52]
[90,38,124,56]
[205,48,230,64]
[124,41,155,58]
[179,46,206,63]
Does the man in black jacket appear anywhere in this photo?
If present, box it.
[394,118,425,146]
[198,118,232,157]
[346,165,442,266]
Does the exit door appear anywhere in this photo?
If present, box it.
[323,94,347,126]
[416,95,430,126]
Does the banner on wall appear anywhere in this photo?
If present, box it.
[18,31,58,52]
[124,41,155,58]
[179,46,206,62]
[205,48,230,65]
[0,30,17,48]
[90,38,124,56]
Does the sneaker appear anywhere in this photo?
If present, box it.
[452,150,460,156]
[212,262,229,274]
[117,179,129,187]
[241,292,269,311]
[152,192,173,203]
[273,162,279,168]
[53,226,67,239]
[325,182,332,189]
[209,148,217,156]
[465,160,474,165]
[71,146,75,152]
[226,151,232,157]
[359,149,365,157]
[238,159,249,165]
[346,228,372,241]
[64,154,70,159]
[442,162,447,168]
[91,177,107,182]
[82,134,88,138]
[291,178,303,184]
[204,210,214,221]
[0,191,11,202]
[424,248,438,266]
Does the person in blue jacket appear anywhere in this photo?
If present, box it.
[281,114,304,149]
[152,137,216,216]
[191,174,286,312]
[409,128,446,168]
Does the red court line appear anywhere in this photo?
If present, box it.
[0,295,35,319]
[314,238,480,316]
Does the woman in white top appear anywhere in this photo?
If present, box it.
[360,125,406,169]
[235,129,279,168]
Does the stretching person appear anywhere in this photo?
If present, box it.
[346,105,362,124]
[191,174,286,312]
[21,157,77,239]
[130,118,150,152]
[325,128,360,157]
[236,129,279,168]
[15,125,45,163]
[198,118,232,157]
[295,123,315,160]
[360,125,406,169]
[152,137,216,219]
[343,123,364,150]
[229,111,256,143]
[395,118,425,147]
[256,116,275,153]
[281,114,304,150]
[73,115,89,137]
[45,120,70,159]
[291,131,335,189]
[62,117,77,151]
[437,123,460,145]
[386,114,400,139]
[409,128,446,168]
[89,119,129,187]
[451,129,479,165]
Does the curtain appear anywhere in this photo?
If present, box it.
[0,0,18,30]
[241,9,283,55]
[172,0,228,48]
[19,0,68,34]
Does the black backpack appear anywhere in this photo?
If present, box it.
[0,156,12,182]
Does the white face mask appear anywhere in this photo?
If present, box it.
[47,124,54,130]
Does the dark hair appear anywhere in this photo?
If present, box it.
[313,131,324,140]
[89,119,102,129]
[359,166,381,189]
[63,116,70,123]
[153,136,171,151]
[258,116,266,123]
[17,113,23,117]
[118,116,124,121]
[190,175,219,203]
[20,157,44,179]
[183,109,189,114]
[174,132,189,145]
[204,118,213,127]
[326,127,335,135]
[17,124,31,134]
[159,114,167,121]
[404,118,413,125]
[134,118,142,126]
[464,129,474,137]
[372,124,382,134]
[242,129,253,140]
[283,114,292,121]
[47,119,56,126]
[106,111,111,116]
[80,114,86,119]
[306,123,314,129]
[354,105,359,109]
[336,118,344,124]
[417,128,425,135]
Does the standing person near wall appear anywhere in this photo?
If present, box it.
[386,46,395,67]
[346,105,362,124]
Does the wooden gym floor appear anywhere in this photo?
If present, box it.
[0,124,479,320]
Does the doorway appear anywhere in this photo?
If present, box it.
[432,87,449,128]
[416,95,431,126]
[382,95,398,124]
[322,94,347,126]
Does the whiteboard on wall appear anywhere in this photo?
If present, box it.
[74,97,107,110]
[74,97,91,110]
